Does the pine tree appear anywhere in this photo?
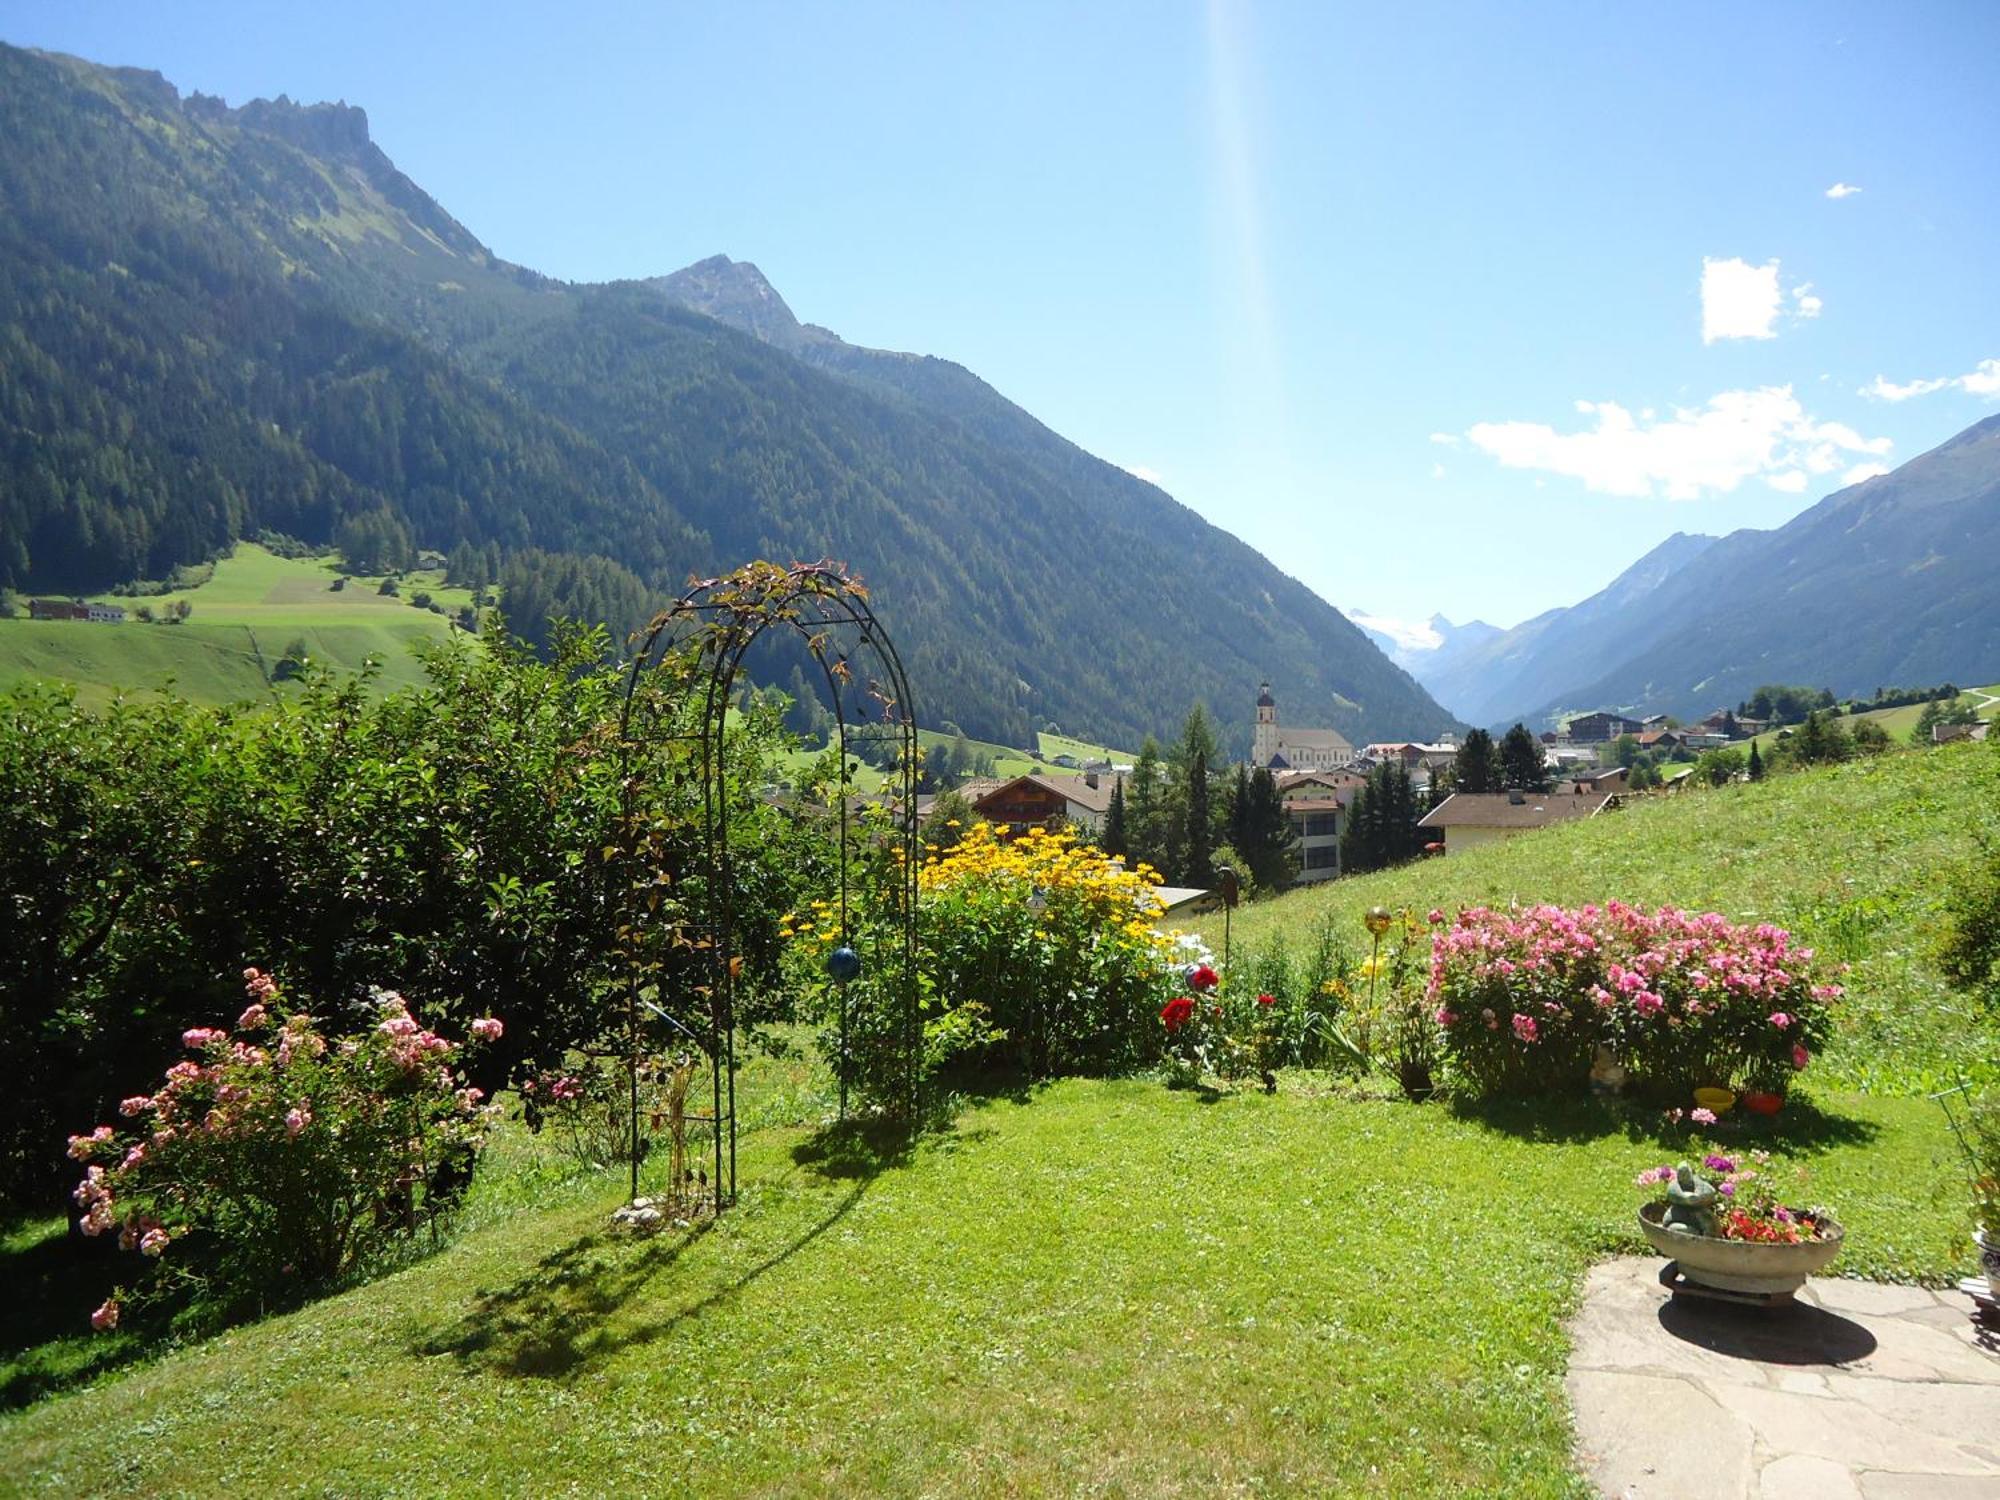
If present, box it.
[1129,738,1165,874]
[1239,767,1297,891]
[1747,739,1764,781]
[1184,746,1214,887]
[1339,761,1421,875]
[1102,780,1129,860]
[1453,728,1501,792]
[1499,723,1550,792]
[1226,763,1252,857]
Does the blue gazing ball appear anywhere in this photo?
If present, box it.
[825,946,862,983]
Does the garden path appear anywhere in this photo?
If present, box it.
[1567,1258,2000,1499]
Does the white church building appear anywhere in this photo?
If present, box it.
[1251,683,1355,771]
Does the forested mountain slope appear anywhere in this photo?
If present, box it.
[1501,418,2000,727]
[0,45,1456,749]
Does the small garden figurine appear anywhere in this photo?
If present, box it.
[1662,1164,1718,1236]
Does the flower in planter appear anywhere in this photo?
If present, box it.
[1636,1149,1827,1243]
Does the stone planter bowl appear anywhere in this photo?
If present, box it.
[1639,1201,1844,1297]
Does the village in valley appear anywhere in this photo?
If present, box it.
[909,678,1944,902]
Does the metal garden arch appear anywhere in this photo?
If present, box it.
[614,561,920,1211]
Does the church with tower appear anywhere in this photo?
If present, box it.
[1251,683,1355,771]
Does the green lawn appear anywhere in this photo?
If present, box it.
[1036,730,1139,766]
[0,1070,1971,1497]
[0,545,476,704]
[2,724,1992,1495]
[1199,742,2000,1095]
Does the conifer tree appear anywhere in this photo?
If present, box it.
[1747,739,1764,781]
[1453,728,1502,792]
[1238,766,1298,891]
[1102,780,1129,860]
[1499,723,1551,792]
[1129,738,1165,873]
[1184,747,1215,887]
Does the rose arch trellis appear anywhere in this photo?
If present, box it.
[613,561,920,1211]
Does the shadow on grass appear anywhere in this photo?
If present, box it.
[1444,1092,1880,1152]
[419,1111,925,1380]
[0,1219,143,1409]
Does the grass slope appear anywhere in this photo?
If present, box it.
[1196,743,2000,1094]
[1739,683,2000,756]
[0,1077,1969,1497]
[0,546,473,704]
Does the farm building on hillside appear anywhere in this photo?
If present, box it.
[1416,789,1612,855]
[967,772,1116,837]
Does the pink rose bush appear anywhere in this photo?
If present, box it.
[1428,903,1839,1098]
[67,967,503,1329]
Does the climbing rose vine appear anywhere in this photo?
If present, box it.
[68,968,502,1330]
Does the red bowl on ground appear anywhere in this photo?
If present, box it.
[1740,1090,1785,1116]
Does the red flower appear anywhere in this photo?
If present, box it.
[1188,965,1219,993]
[1160,997,1196,1032]
[1256,992,1276,1007]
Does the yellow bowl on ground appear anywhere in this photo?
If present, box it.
[1693,1086,1736,1115]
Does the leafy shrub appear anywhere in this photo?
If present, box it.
[788,821,1184,1105]
[1430,903,1839,1099]
[0,627,805,1211]
[67,971,501,1330]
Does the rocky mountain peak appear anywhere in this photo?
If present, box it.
[651,254,823,353]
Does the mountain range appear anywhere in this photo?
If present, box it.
[0,44,1457,754]
[1396,420,2000,728]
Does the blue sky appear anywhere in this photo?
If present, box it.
[9,1,1997,634]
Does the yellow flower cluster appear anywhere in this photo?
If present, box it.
[918,822,1178,955]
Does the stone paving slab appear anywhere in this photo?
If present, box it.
[1566,1258,2000,1499]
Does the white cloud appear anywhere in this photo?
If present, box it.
[1123,462,1165,485]
[1427,432,1460,447]
[1842,462,1890,485]
[1464,385,1892,501]
[1825,182,1863,199]
[1702,257,1783,343]
[1700,258,1824,342]
[1860,358,2000,402]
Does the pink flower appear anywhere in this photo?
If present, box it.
[118,1096,155,1118]
[470,1016,504,1042]
[238,1003,269,1030]
[1511,1013,1539,1044]
[1792,1043,1810,1071]
[1767,1011,1793,1030]
[181,1027,226,1050]
[66,1125,114,1161]
[284,1106,311,1139]
[1691,1107,1717,1125]
[1435,1008,1457,1026]
[1427,908,1445,925]
[139,1227,170,1258]
[1633,1165,1674,1186]
[1632,991,1664,1017]
[90,1298,120,1332]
